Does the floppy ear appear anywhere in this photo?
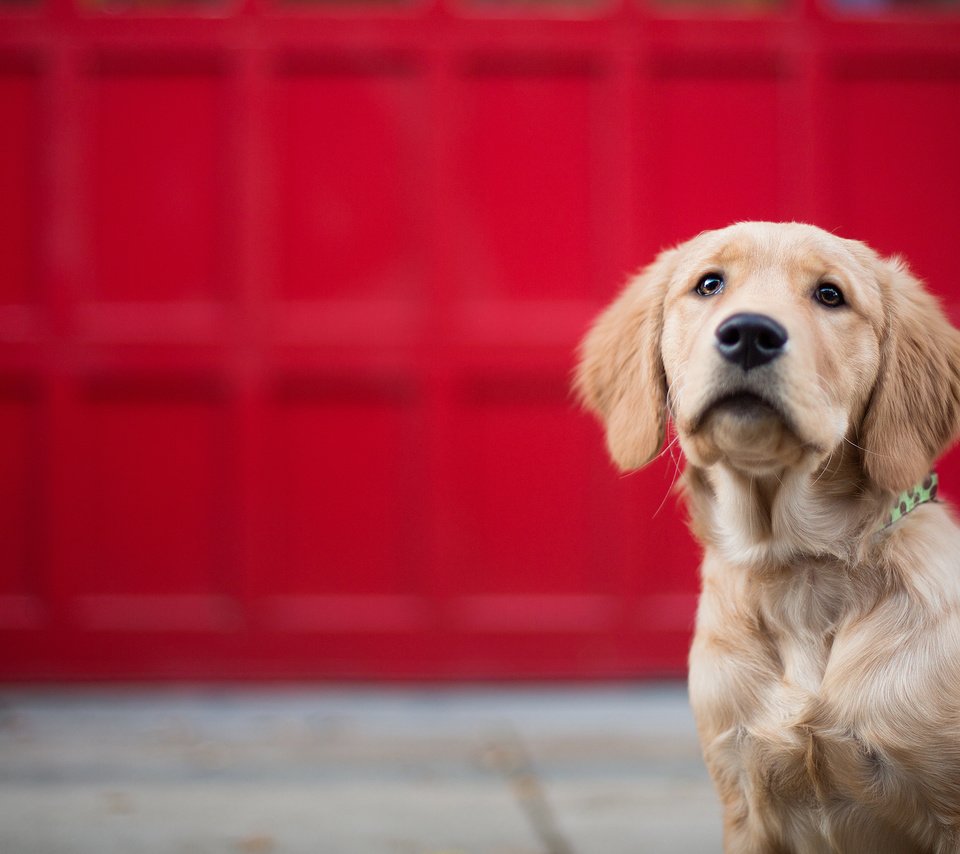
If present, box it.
[860,255,960,493]
[574,248,676,472]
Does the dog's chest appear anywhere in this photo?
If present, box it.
[715,629,835,801]
[761,569,845,693]
[693,566,875,828]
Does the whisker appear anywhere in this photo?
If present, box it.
[652,424,685,519]
[842,436,894,460]
[812,451,833,487]
[652,452,684,519]
[654,430,682,462]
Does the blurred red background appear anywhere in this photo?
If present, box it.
[2,0,960,680]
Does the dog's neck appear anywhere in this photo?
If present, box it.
[681,446,889,569]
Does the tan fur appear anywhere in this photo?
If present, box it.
[575,222,960,853]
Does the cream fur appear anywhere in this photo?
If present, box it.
[575,222,960,853]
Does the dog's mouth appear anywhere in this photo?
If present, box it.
[692,391,788,432]
[682,388,817,471]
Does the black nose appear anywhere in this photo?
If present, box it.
[715,313,788,371]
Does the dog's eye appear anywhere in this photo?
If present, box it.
[815,284,845,308]
[696,274,724,297]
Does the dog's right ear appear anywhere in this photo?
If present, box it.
[574,248,676,472]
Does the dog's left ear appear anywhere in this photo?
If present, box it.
[860,255,960,493]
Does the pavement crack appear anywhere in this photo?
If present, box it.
[483,728,576,854]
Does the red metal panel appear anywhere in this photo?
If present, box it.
[451,57,599,302]
[648,60,784,244]
[453,379,603,601]
[825,59,960,293]
[65,383,234,632]
[0,63,38,305]
[255,380,426,631]
[274,56,425,303]
[2,0,960,680]
[0,388,41,631]
[90,60,226,303]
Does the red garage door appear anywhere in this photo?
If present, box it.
[2,0,960,680]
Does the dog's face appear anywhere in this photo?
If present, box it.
[659,224,884,477]
[576,222,960,492]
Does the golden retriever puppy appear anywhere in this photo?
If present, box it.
[575,222,960,854]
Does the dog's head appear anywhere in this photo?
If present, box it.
[575,222,960,493]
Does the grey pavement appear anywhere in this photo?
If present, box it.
[0,683,722,854]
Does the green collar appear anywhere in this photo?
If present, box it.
[880,472,939,531]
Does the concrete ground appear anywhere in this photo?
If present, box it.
[0,683,722,854]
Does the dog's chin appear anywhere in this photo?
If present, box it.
[680,393,810,474]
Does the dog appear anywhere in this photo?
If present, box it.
[575,222,960,853]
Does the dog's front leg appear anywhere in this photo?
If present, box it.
[722,806,793,854]
[698,728,795,854]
